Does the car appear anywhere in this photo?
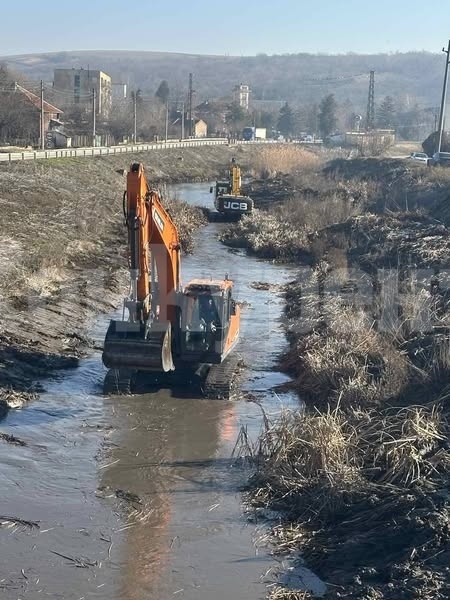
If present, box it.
[429,151,450,166]
[408,152,429,164]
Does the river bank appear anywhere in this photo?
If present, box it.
[229,156,450,598]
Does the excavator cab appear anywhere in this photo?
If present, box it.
[178,280,238,365]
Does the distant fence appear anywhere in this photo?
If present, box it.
[0,138,282,163]
[0,137,272,163]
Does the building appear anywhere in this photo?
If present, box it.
[171,117,208,138]
[15,83,63,133]
[233,84,250,110]
[14,83,64,147]
[192,118,207,138]
[53,68,112,117]
[112,82,127,104]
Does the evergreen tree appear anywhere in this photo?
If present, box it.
[225,102,246,126]
[277,102,294,137]
[155,80,170,103]
[377,96,396,128]
[305,103,319,134]
[318,94,337,138]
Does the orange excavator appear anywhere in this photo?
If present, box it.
[102,162,241,397]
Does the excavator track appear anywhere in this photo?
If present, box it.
[203,354,243,399]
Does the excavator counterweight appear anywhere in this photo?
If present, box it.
[102,163,241,397]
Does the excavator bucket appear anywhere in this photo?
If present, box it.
[102,320,174,372]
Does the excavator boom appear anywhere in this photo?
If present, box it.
[103,163,181,373]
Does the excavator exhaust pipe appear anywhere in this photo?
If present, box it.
[102,320,175,372]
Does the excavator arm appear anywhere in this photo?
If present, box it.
[103,163,181,373]
[125,162,181,325]
[229,158,242,196]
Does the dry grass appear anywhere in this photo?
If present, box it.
[359,404,449,486]
[268,588,313,600]
[220,209,310,261]
[221,168,366,261]
[245,407,364,521]
[245,399,449,521]
[0,155,210,301]
[159,185,207,253]
[284,298,409,408]
[251,145,320,178]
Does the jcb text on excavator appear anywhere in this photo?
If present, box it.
[208,158,253,221]
[102,163,241,397]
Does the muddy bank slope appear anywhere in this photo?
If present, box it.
[0,144,262,412]
[227,150,450,599]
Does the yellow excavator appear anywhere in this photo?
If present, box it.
[102,163,241,397]
[208,158,254,221]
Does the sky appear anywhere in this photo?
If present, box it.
[0,0,449,57]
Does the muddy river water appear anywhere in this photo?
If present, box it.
[0,183,322,599]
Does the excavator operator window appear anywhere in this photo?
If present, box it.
[183,294,221,353]
[198,295,220,329]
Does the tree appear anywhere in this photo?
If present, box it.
[277,102,294,137]
[0,66,40,145]
[252,109,275,130]
[377,96,396,129]
[155,80,170,104]
[304,103,319,134]
[318,94,337,138]
[225,102,247,128]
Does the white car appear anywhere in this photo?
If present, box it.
[408,152,429,164]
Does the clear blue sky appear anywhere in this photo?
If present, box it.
[1,0,449,56]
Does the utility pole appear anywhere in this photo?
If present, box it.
[133,91,137,143]
[181,102,185,140]
[92,88,96,147]
[40,80,45,150]
[366,70,375,131]
[165,98,169,142]
[188,73,194,137]
[437,40,450,153]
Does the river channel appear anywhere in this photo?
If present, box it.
[0,182,319,599]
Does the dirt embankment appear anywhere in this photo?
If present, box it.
[231,152,450,598]
[0,144,263,414]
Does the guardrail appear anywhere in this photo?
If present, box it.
[0,137,235,163]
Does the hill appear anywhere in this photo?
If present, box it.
[0,50,443,111]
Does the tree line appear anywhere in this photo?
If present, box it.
[0,63,439,147]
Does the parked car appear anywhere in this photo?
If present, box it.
[429,151,450,166]
[408,152,429,164]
